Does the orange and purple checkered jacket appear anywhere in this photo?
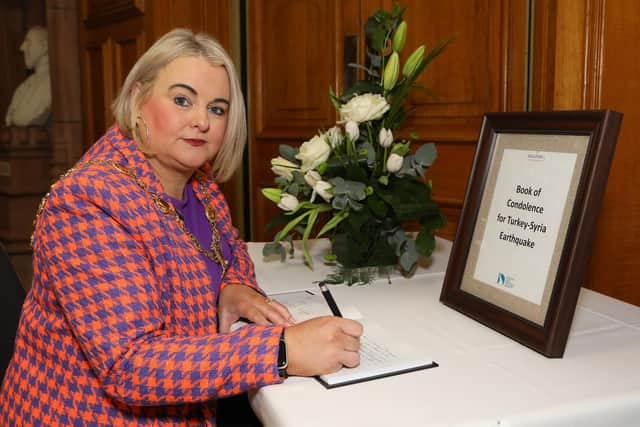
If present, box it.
[0,125,283,426]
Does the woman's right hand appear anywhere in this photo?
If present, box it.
[283,316,363,377]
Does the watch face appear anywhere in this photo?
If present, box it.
[278,335,288,377]
[278,338,287,366]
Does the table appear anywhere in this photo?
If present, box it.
[247,238,640,427]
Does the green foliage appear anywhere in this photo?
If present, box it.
[261,2,451,280]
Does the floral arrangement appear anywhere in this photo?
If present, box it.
[262,4,451,282]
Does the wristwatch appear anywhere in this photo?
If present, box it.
[277,329,288,378]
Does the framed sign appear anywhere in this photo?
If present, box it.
[440,110,623,357]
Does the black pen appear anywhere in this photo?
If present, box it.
[319,282,343,317]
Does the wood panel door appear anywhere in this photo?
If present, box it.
[247,0,528,242]
[79,0,146,148]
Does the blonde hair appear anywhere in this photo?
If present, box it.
[111,28,246,182]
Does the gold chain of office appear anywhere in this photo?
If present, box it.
[32,159,228,276]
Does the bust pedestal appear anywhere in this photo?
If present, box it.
[0,126,50,289]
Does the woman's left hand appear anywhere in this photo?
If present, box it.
[218,284,295,333]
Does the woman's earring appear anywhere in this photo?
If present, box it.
[135,115,150,146]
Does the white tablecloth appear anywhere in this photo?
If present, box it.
[247,238,640,427]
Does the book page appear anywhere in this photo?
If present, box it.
[318,321,437,387]
[272,290,437,388]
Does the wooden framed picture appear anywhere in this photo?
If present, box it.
[440,110,623,357]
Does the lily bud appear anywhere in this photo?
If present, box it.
[261,188,282,203]
[277,193,299,212]
[379,128,393,147]
[383,52,400,90]
[386,153,404,173]
[345,120,360,141]
[393,21,407,53]
[402,44,425,79]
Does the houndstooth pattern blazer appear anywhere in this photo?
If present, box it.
[0,125,282,426]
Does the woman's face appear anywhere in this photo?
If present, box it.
[138,56,230,179]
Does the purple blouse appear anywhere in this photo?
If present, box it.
[169,184,231,288]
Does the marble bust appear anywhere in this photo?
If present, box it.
[4,26,51,127]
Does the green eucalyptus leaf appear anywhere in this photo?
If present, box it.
[389,229,409,256]
[344,180,367,200]
[399,239,418,273]
[288,183,300,196]
[348,198,365,211]
[263,241,286,262]
[279,144,299,163]
[274,176,289,187]
[292,170,306,184]
[332,194,348,210]
[415,143,437,166]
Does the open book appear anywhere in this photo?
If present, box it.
[272,290,438,388]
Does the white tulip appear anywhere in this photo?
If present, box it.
[345,120,360,142]
[314,180,334,202]
[270,156,298,181]
[295,135,331,171]
[386,153,404,173]
[277,193,299,211]
[379,128,393,148]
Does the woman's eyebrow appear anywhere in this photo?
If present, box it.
[169,83,230,105]
[169,83,197,95]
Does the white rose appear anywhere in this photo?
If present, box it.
[339,93,390,123]
[304,170,322,188]
[379,128,393,148]
[345,120,360,142]
[295,135,331,171]
[325,126,343,148]
[271,156,298,181]
[277,193,299,211]
[314,180,334,202]
[386,153,404,173]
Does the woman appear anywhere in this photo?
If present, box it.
[0,29,362,426]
